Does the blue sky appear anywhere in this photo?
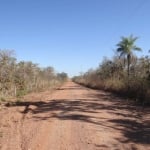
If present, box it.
[0,0,150,76]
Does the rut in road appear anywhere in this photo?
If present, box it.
[0,81,150,150]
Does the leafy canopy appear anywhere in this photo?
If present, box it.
[116,35,142,57]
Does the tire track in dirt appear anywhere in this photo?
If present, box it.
[0,81,150,150]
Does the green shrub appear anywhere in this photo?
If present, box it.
[0,97,6,102]
[16,89,27,97]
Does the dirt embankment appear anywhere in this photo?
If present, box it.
[0,81,150,150]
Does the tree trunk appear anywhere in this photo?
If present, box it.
[14,85,16,97]
[127,54,131,96]
[127,54,131,78]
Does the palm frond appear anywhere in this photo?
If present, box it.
[117,48,123,52]
[116,35,141,57]
[133,46,142,51]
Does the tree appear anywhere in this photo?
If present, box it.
[57,72,68,81]
[0,50,16,96]
[116,35,142,77]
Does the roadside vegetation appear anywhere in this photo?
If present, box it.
[0,49,68,102]
[73,35,150,105]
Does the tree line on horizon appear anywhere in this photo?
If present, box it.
[0,50,68,100]
[73,35,150,105]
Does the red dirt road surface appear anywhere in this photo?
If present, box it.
[0,81,150,150]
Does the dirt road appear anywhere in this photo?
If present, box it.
[0,81,150,150]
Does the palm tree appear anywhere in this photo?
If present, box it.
[116,35,142,77]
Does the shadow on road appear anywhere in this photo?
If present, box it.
[6,85,150,146]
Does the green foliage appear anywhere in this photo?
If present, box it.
[116,35,142,77]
